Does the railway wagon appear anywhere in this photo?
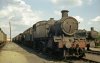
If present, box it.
[17,33,23,44]
[0,28,7,47]
[13,36,18,43]
[22,27,34,47]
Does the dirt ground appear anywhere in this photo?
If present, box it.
[0,42,66,63]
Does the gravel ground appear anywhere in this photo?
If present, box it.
[0,42,66,63]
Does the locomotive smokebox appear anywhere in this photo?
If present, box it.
[61,10,69,18]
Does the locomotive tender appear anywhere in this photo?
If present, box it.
[13,10,96,58]
[0,28,7,47]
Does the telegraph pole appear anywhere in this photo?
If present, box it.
[9,16,14,42]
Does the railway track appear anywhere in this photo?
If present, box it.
[20,47,100,63]
[36,52,100,63]
[13,43,100,63]
[81,58,100,63]
[86,50,100,55]
[63,57,100,63]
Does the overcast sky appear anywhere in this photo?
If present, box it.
[0,0,100,38]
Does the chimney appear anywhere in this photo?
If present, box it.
[61,10,69,18]
[91,27,94,31]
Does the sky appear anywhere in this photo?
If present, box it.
[0,0,100,38]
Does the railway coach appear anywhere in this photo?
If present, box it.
[0,28,7,47]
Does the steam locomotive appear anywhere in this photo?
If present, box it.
[86,27,98,48]
[12,10,98,58]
